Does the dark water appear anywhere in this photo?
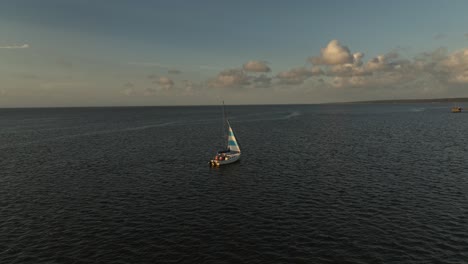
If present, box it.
[1,104,467,263]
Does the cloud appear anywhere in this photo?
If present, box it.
[310,40,354,65]
[0,44,29,49]
[143,87,158,96]
[168,69,181,74]
[250,74,272,88]
[276,67,322,85]
[157,76,174,90]
[328,64,370,77]
[353,52,364,66]
[202,40,468,98]
[209,68,250,88]
[365,55,392,72]
[243,60,271,72]
[122,87,137,96]
[182,80,204,94]
[439,49,468,84]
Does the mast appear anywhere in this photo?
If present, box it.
[222,101,227,149]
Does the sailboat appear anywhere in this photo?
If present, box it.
[209,102,241,167]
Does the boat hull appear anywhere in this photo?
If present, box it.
[451,107,462,113]
[209,153,241,167]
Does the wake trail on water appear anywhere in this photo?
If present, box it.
[409,108,425,112]
[1,112,302,149]
[0,121,178,149]
[231,111,302,123]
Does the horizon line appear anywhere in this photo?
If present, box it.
[1,96,468,109]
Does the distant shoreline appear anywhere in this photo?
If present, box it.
[331,97,468,104]
[1,97,468,109]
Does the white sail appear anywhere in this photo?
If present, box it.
[209,103,241,167]
[226,121,240,153]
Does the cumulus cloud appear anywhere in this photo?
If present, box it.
[209,68,250,88]
[243,60,271,72]
[439,49,468,84]
[365,55,392,72]
[251,74,272,88]
[182,80,204,94]
[276,67,321,85]
[203,39,468,98]
[121,82,136,96]
[157,76,174,90]
[0,44,29,49]
[143,87,158,96]
[310,40,354,65]
[328,64,370,77]
[122,88,137,96]
[353,52,364,66]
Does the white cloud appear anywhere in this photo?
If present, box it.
[243,60,271,72]
[276,67,322,85]
[328,64,369,77]
[310,40,354,65]
[250,74,272,88]
[202,39,468,100]
[209,68,249,88]
[353,52,364,66]
[0,44,29,49]
[122,87,137,96]
[440,49,468,84]
[157,76,174,90]
[143,87,158,96]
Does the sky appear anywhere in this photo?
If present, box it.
[1,0,468,107]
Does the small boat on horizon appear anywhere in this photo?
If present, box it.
[209,102,241,167]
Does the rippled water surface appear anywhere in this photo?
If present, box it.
[1,104,467,263]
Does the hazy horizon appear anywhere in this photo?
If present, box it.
[2,0,468,107]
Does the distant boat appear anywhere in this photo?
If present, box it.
[209,102,241,167]
[451,106,462,113]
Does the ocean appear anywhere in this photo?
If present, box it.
[1,104,467,263]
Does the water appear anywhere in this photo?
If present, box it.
[1,104,467,263]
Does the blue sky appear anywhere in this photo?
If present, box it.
[1,0,468,106]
